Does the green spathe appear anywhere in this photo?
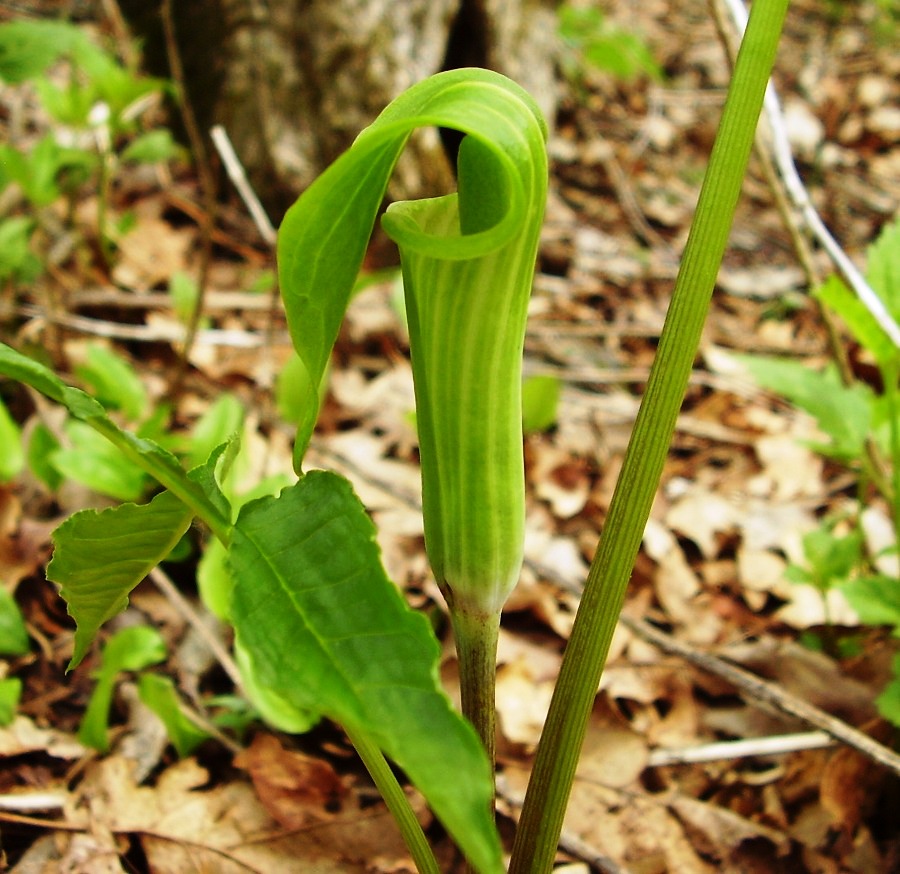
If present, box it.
[278,68,548,615]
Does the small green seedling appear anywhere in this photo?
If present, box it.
[742,217,900,726]
[78,624,167,752]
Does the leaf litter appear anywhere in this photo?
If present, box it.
[2,1,900,871]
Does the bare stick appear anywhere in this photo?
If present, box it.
[210,125,277,247]
[647,730,834,766]
[149,566,243,692]
[618,614,900,778]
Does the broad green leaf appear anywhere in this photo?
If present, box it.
[841,575,900,634]
[48,489,194,669]
[78,625,167,751]
[522,375,561,434]
[0,342,230,542]
[197,472,293,621]
[138,673,210,757]
[52,419,148,501]
[0,396,24,482]
[234,639,319,733]
[229,471,502,873]
[0,678,21,726]
[75,345,148,422]
[736,354,872,462]
[0,586,29,656]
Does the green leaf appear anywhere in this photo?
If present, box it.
[841,575,900,633]
[52,419,148,502]
[0,396,24,482]
[75,345,148,422]
[27,422,63,490]
[275,352,328,427]
[234,639,319,733]
[736,354,872,461]
[138,673,210,757]
[48,490,194,670]
[186,394,244,473]
[0,216,40,283]
[0,586,29,656]
[120,129,182,165]
[814,274,898,371]
[0,677,22,726]
[875,656,900,727]
[229,471,502,873]
[0,19,87,83]
[866,217,900,323]
[78,625,167,751]
[0,342,231,542]
[168,271,203,327]
[522,375,561,434]
[197,473,293,621]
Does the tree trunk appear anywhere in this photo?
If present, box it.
[120,0,559,214]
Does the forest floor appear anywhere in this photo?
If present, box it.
[1,1,900,872]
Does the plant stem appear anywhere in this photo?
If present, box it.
[344,725,440,874]
[507,2,789,871]
[451,607,501,793]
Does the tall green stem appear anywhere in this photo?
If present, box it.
[508,2,789,871]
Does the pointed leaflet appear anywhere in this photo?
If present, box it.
[229,471,502,874]
[0,342,230,541]
[48,490,194,669]
[278,68,547,471]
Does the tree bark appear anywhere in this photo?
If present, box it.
[120,0,559,214]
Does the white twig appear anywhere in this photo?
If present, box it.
[210,125,277,247]
[720,0,900,348]
[0,793,67,813]
[648,730,834,767]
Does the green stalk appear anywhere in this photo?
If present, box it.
[507,2,790,871]
[345,725,441,874]
[450,607,501,787]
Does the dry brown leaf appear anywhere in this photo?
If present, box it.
[669,794,791,858]
[111,214,194,291]
[61,755,413,873]
[0,716,86,759]
[234,733,349,829]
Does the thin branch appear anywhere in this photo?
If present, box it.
[210,126,277,247]
[647,730,835,766]
[149,566,243,692]
[618,614,900,778]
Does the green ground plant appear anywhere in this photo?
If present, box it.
[0,19,180,282]
[0,0,789,869]
[740,217,900,727]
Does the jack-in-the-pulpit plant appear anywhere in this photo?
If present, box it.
[278,68,548,762]
[0,1,791,865]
